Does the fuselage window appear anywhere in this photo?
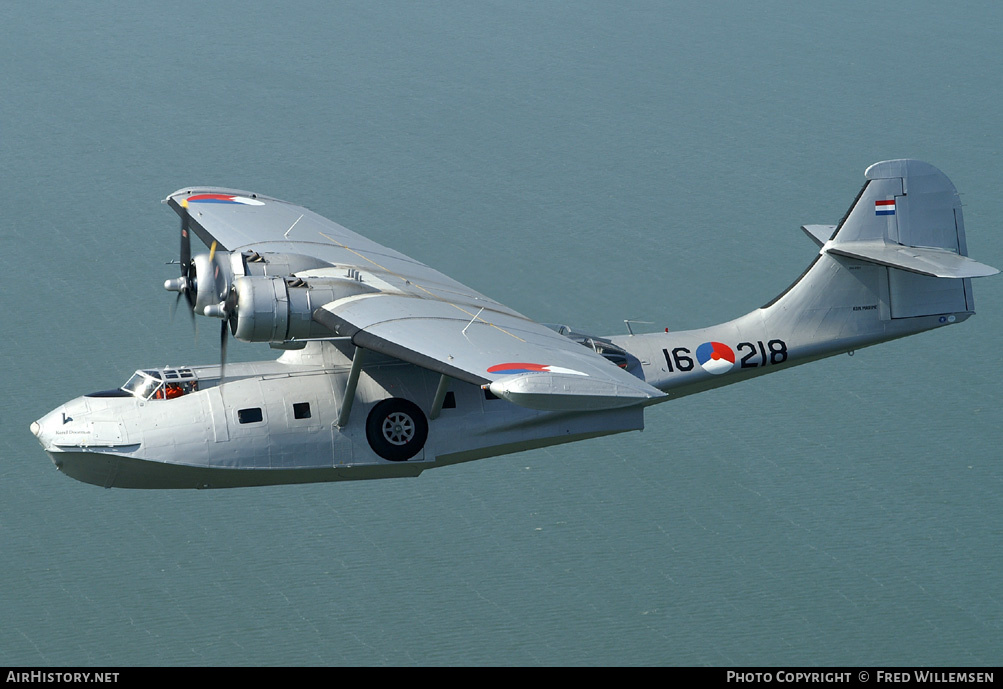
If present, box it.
[443,391,456,409]
[238,408,263,424]
[293,402,311,419]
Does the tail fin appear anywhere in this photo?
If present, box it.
[823,159,996,317]
[619,160,997,398]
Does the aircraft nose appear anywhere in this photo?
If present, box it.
[31,407,66,450]
[31,413,55,448]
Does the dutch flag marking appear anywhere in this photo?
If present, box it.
[875,199,896,216]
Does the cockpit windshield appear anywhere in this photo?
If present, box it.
[122,371,162,400]
[121,368,199,400]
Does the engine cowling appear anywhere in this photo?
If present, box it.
[230,275,377,344]
[190,252,234,316]
[168,250,337,317]
[169,247,380,345]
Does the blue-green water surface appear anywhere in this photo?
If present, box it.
[1,1,1000,666]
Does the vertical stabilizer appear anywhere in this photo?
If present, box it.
[834,159,959,248]
[616,160,997,400]
[824,159,995,317]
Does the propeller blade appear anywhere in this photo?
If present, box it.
[184,280,197,312]
[180,200,197,313]
[169,292,197,335]
[219,317,228,385]
[180,201,192,277]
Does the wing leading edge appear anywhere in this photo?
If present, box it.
[165,188,665,411]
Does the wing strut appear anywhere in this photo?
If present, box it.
[429,374,452,420]
[337,347,366,429]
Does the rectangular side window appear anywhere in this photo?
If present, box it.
[238,408,263,424]
[293,402,311,419]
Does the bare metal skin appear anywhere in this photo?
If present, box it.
[31,160,997,488]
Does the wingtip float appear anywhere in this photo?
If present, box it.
[32,160,997,488]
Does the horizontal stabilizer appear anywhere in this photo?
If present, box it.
[815,159,997,317]
[802,224,836,247]
[827,240,999,278]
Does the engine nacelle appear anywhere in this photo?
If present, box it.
[188,250,338,317]
[231,276,377,344]
[240,251,331,278]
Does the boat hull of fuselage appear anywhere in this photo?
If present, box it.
[42,413,643,489]
[34,352,647,488]
[43,448,426,489]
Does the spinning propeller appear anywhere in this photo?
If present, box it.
[201,241,239,378]
[164,200,239,379]
[164,201,197,324]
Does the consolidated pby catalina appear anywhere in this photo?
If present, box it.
[31,160,998,488]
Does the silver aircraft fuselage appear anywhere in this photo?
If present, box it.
[31,341,644,488]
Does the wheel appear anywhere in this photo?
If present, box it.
[365,398,428,461]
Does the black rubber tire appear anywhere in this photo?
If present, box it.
[365,398,428,461]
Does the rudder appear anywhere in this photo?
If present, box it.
[825,159,995,318]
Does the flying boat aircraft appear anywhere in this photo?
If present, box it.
[30,160,998,488]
